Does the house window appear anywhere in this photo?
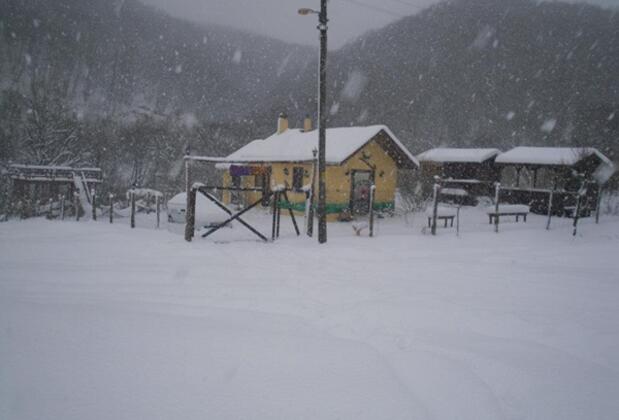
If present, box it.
[292,167,304,191]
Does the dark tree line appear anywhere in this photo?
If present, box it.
[1,0,618,215]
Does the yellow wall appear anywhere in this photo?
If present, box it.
[221,139,399,220]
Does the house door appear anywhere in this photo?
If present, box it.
[350,170,373,215]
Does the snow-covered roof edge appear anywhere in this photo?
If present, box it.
[213,125,418,168]
[495,147,612,166]
[495,146,616,184]
[373,126,420,168]
[417,148,501,163]
[9,163,102,171]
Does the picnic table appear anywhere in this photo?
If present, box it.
[426,206,457,228]
[486,204,530,223]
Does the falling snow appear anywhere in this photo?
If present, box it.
[330,102,340,115]
[232,49,242,64]
[470,25,495,49]
[341,70,368,101]
[540,118,557,133]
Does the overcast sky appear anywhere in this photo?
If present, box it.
[141,0,618,48]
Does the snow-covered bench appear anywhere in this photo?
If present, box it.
[486,204,530,224]
[426,206,457,228]
[440,188,468,197]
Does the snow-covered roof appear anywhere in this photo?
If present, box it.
[220,125,418,168]
[495,147,612,166]
[8,163,103,183]
[417,148,501,163]
[9,163,102,171]
[496,146,616,184]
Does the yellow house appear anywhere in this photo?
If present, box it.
[219,113,418,221]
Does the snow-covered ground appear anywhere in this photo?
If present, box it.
[1,209,619,420]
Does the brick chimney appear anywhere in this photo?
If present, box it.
[277,112,288,134]
[303,115,312,132]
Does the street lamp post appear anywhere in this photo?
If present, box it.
[299,1,328,244]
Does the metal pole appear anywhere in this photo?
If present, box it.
[595,184,602,224]
[494,182,501,233]
[573,175,586,237]
[545,190,554,230]
[317,0,328,244]
[109,194,114,224]
[130,189,136,229]
[573,192,581,236]
[369,184,376,237]
[156,195,161,229]
[431,182,439,236]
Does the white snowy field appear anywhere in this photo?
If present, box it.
[1,210,619,420]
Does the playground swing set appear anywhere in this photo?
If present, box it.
[182,155,302,242]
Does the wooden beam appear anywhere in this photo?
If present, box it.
[200,192,270,241]
[196,187,271,241]
[282,191,301,236]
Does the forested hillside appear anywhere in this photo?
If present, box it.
[1,0,617,197]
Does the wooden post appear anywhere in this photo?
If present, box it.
[74,193,80,221]
[109,194,114,224]
[276,197,282,238]
[494,182,501,233]
[35,199,40,217]
[47,198,54,219]
[185,187,196,241]
[156,195,161,228]
[130,189,136,229]
[595,185,602,224]
[91,189,97,221]
[546,190,554,230]
[184,156,194,242]
[573,176,586,237]
[369,184,376,237]
[456,206,461,237]
[573,191,582,237]
[304,191,312,235]
[271,190,279,240]
[60,194,65,220]
[431,182,440,236]
[282,191,301,236]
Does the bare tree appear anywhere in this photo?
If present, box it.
[18,78,88,167]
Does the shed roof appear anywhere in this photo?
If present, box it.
[417,148,501,163]
[495,147,612,166]
[496,147,616,183]
[221,125,418,168]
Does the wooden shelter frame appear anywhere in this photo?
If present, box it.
[183,155,301,242]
